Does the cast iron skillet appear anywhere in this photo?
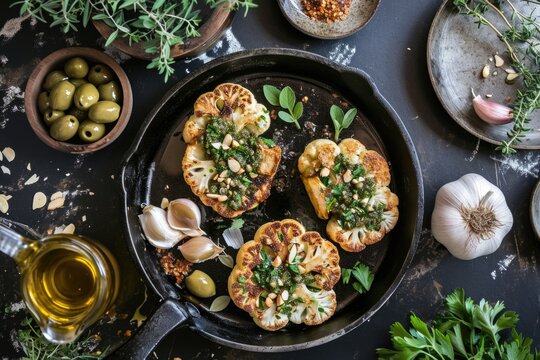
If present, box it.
[114,48,424,359]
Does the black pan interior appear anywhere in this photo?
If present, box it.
[122,49,423,351]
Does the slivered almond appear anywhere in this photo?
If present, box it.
[47,197,64,210]
[231,140,240,148]
[0,197,8,214]
[504,67,516,74]
[272,256,282,267]
[217,195,228,202]
[1,166,10,175]
[482,64,490,78]
[32,192,47,210]
[160,197,169,209]
[228,158,241,173]
[219,170,228,178]
[297,265,306,274]
[24,174,39,185]
[265,296,274,307]
[50,191,64,201]
[494,54,504,67]
[267,293,277,299]
[222,134,233,147]
[2,147,15,162]
[276,295,284,306]
[343,169,352,183]
[288,244,298,264]
[206,193,221,199]
[63,223,76,234]
[320,167,330,177]
[211,142,222,149]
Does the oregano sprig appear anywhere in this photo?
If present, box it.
[263,85,304,129]
[330,104,357,141]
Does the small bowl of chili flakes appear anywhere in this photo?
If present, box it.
[278,0,380,39]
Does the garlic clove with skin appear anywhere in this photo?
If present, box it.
[167,198,206,235]
[471,89,513,125]
[178,236,224,263]
[139,205,187,249]
[431,173,513,260]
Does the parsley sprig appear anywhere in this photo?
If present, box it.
[341,261,374,294]
[263,85,304,129]
[377,288,539,359]
[330,104,357,142]
[13,0,257,82]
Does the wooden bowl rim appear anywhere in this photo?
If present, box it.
[24,47,133,154]
[92,5,233,60]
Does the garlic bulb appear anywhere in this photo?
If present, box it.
[178,236,224,263]
[139,205,186,249]
[431,173,513,260]
[167,198,205,237]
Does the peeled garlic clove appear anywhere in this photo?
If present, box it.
[178,236,224,263]
[139,205,186,249]
[167,198,205,235]
[472,92,512,125]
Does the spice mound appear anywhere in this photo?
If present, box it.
[298,138,399,252]
[181,83,281,218]
[301,0,352,23]
[228,219,341,331]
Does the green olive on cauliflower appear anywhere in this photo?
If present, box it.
[228,219,340,331]
[298,138,399,252]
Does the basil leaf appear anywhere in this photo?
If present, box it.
[263,85,281,106]
[278,111,296,123]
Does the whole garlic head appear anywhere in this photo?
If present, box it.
[431,173,513,260]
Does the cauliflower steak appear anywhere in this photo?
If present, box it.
[298,138,399,252]
[228,219,341,331]
[181,83,281,218]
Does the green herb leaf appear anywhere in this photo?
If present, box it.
[238,276,247,283]
[278,111,296,123]
[330,105,357,142]
[229,218,245,230]
[263,85,281,106]
[105,29,119,47]
[330,104,344,123]
[279,86,296,113]
[341,261,374,294]
[260,137,276,147]
[342,108,357,128]
[293,101,303,120]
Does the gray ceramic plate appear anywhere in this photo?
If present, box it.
[531,180,540,240]
[278,0,380,39]
[427,0,540,149]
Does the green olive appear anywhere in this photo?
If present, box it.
[78,120,106,143]
[88,64,114,86]
[50,115,79,141]
[43,70,68,91]
[69,78,87,88]
[43,110,64,126]
[64,57,89,79]
[98,81,122,103]
[73,83,99,111]
[49,80,76,111]
[185,270,216,298]
[88,101,121,123]
[67,107,88,121]
[37,91,50,114]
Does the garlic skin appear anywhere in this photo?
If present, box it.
[178,236,224,263]
[222,228,244,249]
[139,205,186,249]
[167,198,205,237]
[431,173,513,260]
[472,93,513,125]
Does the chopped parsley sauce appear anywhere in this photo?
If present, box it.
[322,154,385,230]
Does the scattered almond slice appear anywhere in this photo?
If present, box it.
[1,166,10,175]
[504,68,516,74]
[482,64,490,78]
[47,197,65,210]
[0,151,3,161]
[0,195,12,201]
[2,147,15,162]
[53,225,65,234]
[50,191,64,201]
[24,174,40,185]
[494,54,504,67]
[82,215,87,222]
[32,192,47,210]
[161,197,169,209]
[63,223,76,234]
[0,197,8,214]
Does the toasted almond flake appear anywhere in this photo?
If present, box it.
[89,191,95,196]
[272,256,282,267]
[211,142,222,149]
[2,147,15,162]
[53,225,65,234]
[482,64,490,78]
[32,192,47,210]
[62,223,76,234]
[494,54,504,67]
[493,71,498,76]
[343,169,352,183]
[231,140,240,148]
[221,144,230,150]
[222,134,233,147]
[26,163,31,171]
[506,72,520,84]
[0,194,12,201]
[227,158,241,173]
[276,294,284,306]
[0,197,8,214]
[504,67,516,74]
[47,197,65,210]
[160,197,169,209]
[265,297,274,307]
[50,191,64,201]
[1,166,10,175]
[218,195,228,202]
[320,167,330,177]
[298,264,306,274]
[267,293,277,299]
[24,174,39,185]
[206,193,221,199]
[219,170,228,178]
[82,215,87,222]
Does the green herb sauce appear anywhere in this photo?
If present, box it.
[323,154,385,230]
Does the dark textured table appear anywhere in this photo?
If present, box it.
[1,1,539,359]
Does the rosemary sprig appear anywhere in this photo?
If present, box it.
[453,0,540,154]
[12,0,257,82]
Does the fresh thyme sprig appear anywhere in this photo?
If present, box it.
[12,0,257,82]
[453,0,540,154]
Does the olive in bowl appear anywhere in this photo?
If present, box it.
[25,47,132,153]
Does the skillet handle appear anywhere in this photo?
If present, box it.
[109,299,189,360]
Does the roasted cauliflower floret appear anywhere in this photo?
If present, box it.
[181,83,280,218]
[228,219,340,331]
[298,138,399,252]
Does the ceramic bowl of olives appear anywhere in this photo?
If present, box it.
[25,47,132,153]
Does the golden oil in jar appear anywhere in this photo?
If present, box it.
[19,235,119,343]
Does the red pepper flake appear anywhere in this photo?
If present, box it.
[301,0,352,23]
